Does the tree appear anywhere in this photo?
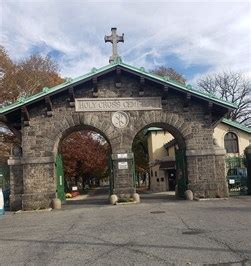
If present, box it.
[60,130,111,187]
[151,66,186,84]
[15,55,63,97]
[132,131,149,173]
[0,46,64,103]
[197,71,251,126]
[0,46,17,102]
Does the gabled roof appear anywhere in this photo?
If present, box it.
[222,118,251,134]
[0,59,237,115]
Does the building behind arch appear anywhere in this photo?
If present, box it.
[146,119,251,192]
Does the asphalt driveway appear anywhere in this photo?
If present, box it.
[0,194,250,265]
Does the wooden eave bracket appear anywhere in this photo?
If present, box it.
[21,106,30,126]
[183,93,191,111]
[204,102,213,123]
[92,77,98,97]
[45,96,53,116]
[68,87,75,107]
[139,76,145,96]
[205,101,213,115]
[0,114,7,123]
[115,67,122,87]
[161,86,169,106]
[164,85,169,93]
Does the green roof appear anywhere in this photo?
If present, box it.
[0,59,237,114]
[144,127,163,135]
[144,119,251,135]
[222,118,251,134]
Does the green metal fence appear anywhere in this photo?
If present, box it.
[0,163,10,209]
[225,156,248,196]
[0,163,10,190]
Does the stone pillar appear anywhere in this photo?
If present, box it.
[111,153,136,199]
[21,157,56,210]
[244,145,251,195]
[8,157,23,211]
[186,144,228,199]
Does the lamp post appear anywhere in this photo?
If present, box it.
[244,144,251,195]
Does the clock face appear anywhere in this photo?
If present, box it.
[112,111,129,129]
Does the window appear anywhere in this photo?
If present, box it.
[224,132,239,153]
[155,171,157,177]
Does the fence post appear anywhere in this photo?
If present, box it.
[244,145,251,195]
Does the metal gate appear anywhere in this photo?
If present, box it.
[175,149,187,198]
[227,168,248,196]
[0,164,10,209]
[225,156,248,196]
[55,154,65,201]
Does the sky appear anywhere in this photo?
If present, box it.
[1,0,251,84]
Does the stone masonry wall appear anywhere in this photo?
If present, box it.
[10,72,228,210]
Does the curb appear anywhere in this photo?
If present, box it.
[14,208,52,214]
[194,197,229,201]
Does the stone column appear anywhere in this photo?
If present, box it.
[111,153,136,199]
[8,157,23,211]
[21,156,56,210]
[186,143,228,199]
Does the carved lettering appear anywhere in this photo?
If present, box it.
[75,97,162,112]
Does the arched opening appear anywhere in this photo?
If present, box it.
[56,125,112,206]
[0,122,21,210]
[132,123,187,201]
[224,132,239,154]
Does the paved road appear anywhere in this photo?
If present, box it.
[0,192,250,265]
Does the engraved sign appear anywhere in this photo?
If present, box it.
[118,162,128,170]
[112,111,129,128]
[117,153,128,159]
[75,97,162,112]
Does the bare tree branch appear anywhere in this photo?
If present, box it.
[197,71,251,127]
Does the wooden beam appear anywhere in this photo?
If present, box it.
[161,98,168,106]
[139,76,145,96]
[183,93,191,111]
[45,96,53,116]
[92,77,98,97]
[205,101,213,115]
[115,67,121,87]
[0,114,7,123]
[164,85,169,93]
[68,87,75,107]
[204,102,213,123]
[21,106,30,126]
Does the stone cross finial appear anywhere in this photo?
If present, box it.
[105,27,124,63]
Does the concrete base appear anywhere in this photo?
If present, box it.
[10,194,22,211]
[22,192,56,210]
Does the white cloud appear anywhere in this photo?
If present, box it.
[1,0,251,81]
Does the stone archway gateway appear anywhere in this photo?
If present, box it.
[0,28,236,210]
